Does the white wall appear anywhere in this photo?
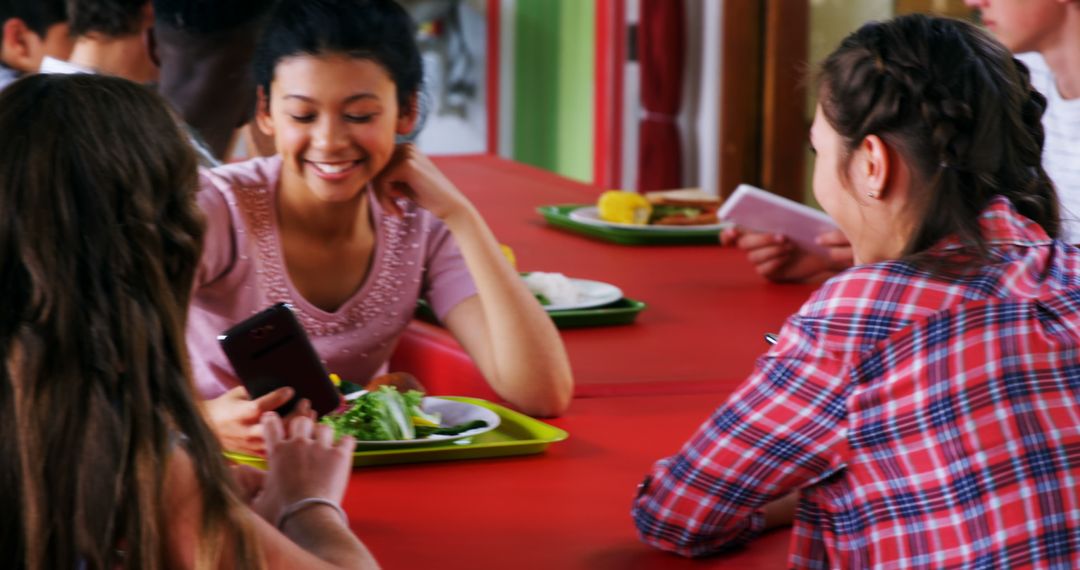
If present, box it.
[497,0,516,158]
[679,0,703,191]
[619,0,640,190]
[802,0,893,202]
[695,0,721,196]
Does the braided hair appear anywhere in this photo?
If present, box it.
[818,14,1057,267]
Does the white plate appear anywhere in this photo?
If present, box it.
[568,206,730,232]
[530,277,623,312]
[352,397,501,448]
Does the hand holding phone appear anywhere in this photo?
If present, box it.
[204,385,303,456]
[718,184,839,258]
[218,303,340,417]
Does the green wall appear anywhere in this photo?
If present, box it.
[512,0,595,183]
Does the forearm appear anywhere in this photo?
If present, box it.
[443,203,573,416]
[635,487,793,557]
[278,506,378,569]
[633,359,841,556]
[633,462,769,557]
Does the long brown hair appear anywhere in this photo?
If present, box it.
[0,74,260,568]
[818,14,1058,268]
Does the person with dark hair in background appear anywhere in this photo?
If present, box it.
[40,0,155,83]
[0,0,71,90]
[189,0,573,456]
[635,14,1080,567]
[0,73,377,569]
[153,0,275,161]
[46,0,234,166]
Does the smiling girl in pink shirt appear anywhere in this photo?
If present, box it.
[187,0,572,455]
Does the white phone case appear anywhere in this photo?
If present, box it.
[718,184,840,258]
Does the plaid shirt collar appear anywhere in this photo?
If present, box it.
[933,195,1053,252]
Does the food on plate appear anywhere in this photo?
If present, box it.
[595,189,721,226]
[643,189,721,225]
[329,372,369,396]
[522,271,580,307]
[365,371,425,393]
[597,190,652,225]
[499,243,517,269]
[321,385,488,441]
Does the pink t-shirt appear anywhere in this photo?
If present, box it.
[187,156,478,398]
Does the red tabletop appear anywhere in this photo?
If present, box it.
[354,156,809,568]
[344,392,792,569]
[392,155,817,399]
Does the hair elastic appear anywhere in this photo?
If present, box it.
[276,497,348,530]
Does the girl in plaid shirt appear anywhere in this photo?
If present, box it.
[634,14,1080,569]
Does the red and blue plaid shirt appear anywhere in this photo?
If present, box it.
[633,197,1080,568]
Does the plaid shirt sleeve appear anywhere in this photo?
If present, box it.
[631,313,853,557]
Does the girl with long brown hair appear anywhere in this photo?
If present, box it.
[0,73,376,569]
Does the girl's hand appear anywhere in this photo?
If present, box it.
[230,464,266,505]
[204,386,315,456]
[371,143,469,220]
[720,227,852,283]
[251,413,357,525]
[814,229,855,268]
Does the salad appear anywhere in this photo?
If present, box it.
[321,385,488,441]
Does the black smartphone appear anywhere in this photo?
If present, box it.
[218,302,340,417]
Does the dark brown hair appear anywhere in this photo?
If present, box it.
[67,0,147,37]
[0,74,260,569]
[1,0,67,37]
[252,0,423,111]
[818,14,1057,267]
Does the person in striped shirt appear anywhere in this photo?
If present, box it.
[635,14,1080,568]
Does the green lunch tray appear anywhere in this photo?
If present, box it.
[224,397,568,469]
[415,297,646,329]
[538,204,723,245]
[546,297,646,328]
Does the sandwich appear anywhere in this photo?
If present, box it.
[644,189,721,225]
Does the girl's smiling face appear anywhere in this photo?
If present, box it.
[257,54,416,205]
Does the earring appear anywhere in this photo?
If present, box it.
[867,191,879,199]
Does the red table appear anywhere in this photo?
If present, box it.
[344,393,792,569]
[350,156,822,568]
[392,155,817,399]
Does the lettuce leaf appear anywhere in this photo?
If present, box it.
[648,205,702,222]
[321,386,429,440]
